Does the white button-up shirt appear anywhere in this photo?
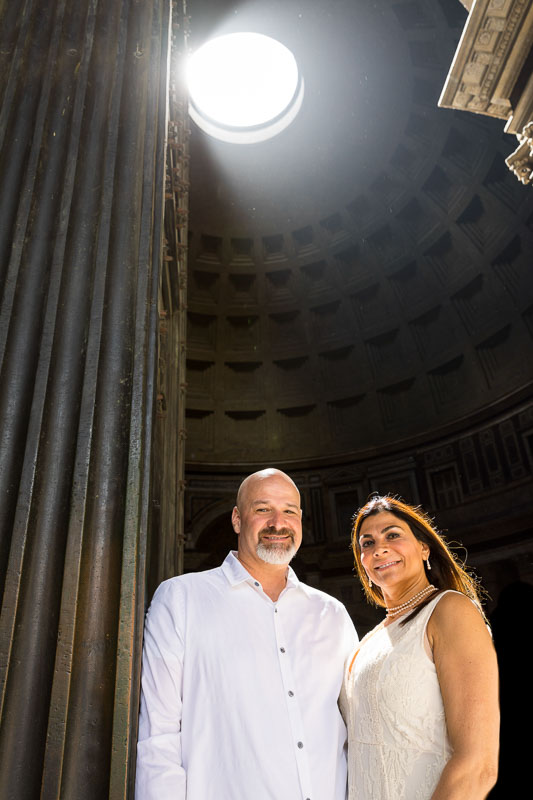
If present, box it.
[136,551,358,800]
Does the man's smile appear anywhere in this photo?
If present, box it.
[260,529,294,544]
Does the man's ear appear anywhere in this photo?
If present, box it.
[231,506,241,534]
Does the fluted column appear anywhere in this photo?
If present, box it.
[0,0,171,797]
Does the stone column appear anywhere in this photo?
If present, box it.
[0,0,171,796]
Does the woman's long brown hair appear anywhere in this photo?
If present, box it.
[351,495,486,623]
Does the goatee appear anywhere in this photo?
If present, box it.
[256,528,297,565]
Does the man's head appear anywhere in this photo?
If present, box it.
[232,468,302,568]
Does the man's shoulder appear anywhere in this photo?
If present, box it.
[297,580,349,613]
[294,581,357,641]
[152,564,226,602]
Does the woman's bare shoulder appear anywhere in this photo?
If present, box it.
[434,589,480,612]
[428,590,488,642]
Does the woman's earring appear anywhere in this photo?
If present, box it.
[368,576,373,587]
[426,554,431,571]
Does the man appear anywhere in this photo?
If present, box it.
[136,468,358,799]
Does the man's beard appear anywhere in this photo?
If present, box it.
[256,527,297,565]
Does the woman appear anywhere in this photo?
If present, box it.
[341,495,499,800]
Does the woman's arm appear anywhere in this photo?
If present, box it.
[427,592,499,800]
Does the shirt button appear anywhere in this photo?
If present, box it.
[297,741,303,748]
[254,581,260,586]
[274,609,278,613]
[288,690,294,697]
[280,647,285,653]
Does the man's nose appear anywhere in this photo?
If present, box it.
[267,510,285,528]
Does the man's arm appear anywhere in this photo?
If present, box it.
[135,581,186,799]
[341,604,359,652]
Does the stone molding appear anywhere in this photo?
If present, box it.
[440,0,533,181]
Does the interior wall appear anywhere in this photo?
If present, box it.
[184,395,533,632]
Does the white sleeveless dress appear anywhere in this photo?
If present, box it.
[340,591,454,800]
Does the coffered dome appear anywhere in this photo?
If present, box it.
[185,0,533,465]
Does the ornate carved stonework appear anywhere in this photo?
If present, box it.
[440,0,533,181]
[505,121,533,183]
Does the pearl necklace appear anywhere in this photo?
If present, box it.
[386,584,437,618]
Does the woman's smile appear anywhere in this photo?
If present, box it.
[373,559,401,572]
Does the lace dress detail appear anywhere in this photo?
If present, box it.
[340,591,454,800]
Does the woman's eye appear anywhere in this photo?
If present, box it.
[387,532,400,539]
[361,540,372,548]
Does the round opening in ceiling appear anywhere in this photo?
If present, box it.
[186,32,304,144]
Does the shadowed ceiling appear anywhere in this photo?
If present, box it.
[184,0,533,466]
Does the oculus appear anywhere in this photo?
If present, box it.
[187,32,304,144]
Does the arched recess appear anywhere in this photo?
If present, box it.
[189,511,239,571]
[187,498,235,550]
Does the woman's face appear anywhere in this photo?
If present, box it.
[358,511,429,591]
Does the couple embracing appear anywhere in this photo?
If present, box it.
[136,468,499,800]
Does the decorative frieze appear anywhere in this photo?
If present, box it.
[440,0,533,183]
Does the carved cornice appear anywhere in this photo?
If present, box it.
[440,0,533,182]
[440,0,533,118]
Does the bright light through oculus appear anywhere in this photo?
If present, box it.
[186,32,303,144]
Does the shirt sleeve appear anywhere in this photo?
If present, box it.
[338,671,349,725]
[338,606,358,725]
[135,581,186,799]
[341,604,359,654]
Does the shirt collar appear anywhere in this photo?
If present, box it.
[221,550,304,593]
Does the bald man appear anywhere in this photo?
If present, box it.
[136,468,358,800]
